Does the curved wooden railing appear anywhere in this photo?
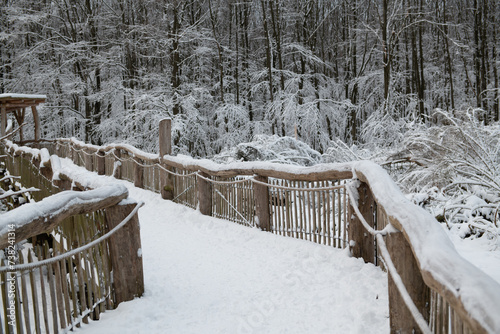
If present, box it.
[3,119,500,333]
[0,144,144,333]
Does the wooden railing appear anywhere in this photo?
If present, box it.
[0,144,144,334]
[3,118,500,333]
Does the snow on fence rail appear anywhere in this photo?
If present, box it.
[3,118,500,333]
[0,146,144,333]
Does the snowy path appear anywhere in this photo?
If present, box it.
[60,162,389,334]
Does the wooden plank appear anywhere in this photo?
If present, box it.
[45,242,59,333]
[285,183,291,237]
[52,254,67,330]
[66,234,79,327]
[73,229,89,325]
[37,246,50,333]
[28,250,42,334]
[311,184,317,243]
[81,223,98,320]
[292,181,300,239]
[18,251,32,334]
[13,260,24,334]
[1,259,9,334]
[57,243,73,329]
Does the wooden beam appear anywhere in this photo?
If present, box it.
[159,119,174,200]
[31,106,41,141]
[0,106,6,137]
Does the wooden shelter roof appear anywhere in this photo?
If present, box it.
[0,93,47,112]
[0,93,47,140]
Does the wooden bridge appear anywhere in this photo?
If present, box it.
[1,119,500,333]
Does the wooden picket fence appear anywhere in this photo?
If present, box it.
[0,144,144,334]
[2,118,500,333]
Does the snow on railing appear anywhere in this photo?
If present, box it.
[4,122,500,333]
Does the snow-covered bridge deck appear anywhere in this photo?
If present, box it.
[72,170,389,333]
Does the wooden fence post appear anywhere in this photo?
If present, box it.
[197,172,212,216]
[84,148,93,171]
[105,202,144,306]
[348,182,376,263]
[134,157,143,188]
[159,118,172,157]
[385,231,429,333]
[97,150,105,175]
[159,119,174,200]
[254,175,270,231]
[113,149,122,179]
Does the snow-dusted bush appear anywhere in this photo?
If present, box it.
[397,109,500,244]
[213,134,322,166]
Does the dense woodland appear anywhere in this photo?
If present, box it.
[1,0,499,156]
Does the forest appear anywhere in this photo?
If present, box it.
[0,0,499,157]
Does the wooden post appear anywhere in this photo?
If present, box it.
[84,148,93,171]
[31,106,41,141]
[385,231,429,333]
[159,119,174,200]
[96,150,105,175]
[105,202,144,306]
[134,157,144,188]
[159,118,172,158]
[348,182,376,263]
[113,149,122,179]
[254,175,271,231]
[197,172,212,216]
[0,106,6,137]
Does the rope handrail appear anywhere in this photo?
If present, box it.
[251,177,345,192]
[0,201,143,273]
[345,183,396,237]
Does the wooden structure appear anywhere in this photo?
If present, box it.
[0,145,144,333]
[0,93,46,141]
[2,120,500,333]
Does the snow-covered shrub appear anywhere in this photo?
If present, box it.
[213,134,322,166]
[401,108,500,194]
[396,108,500,243]
[321,138,372,163]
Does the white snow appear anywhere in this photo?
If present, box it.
[0,93,47,99]
[48,160,390,333]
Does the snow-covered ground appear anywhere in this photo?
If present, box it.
[54,161,389,333]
